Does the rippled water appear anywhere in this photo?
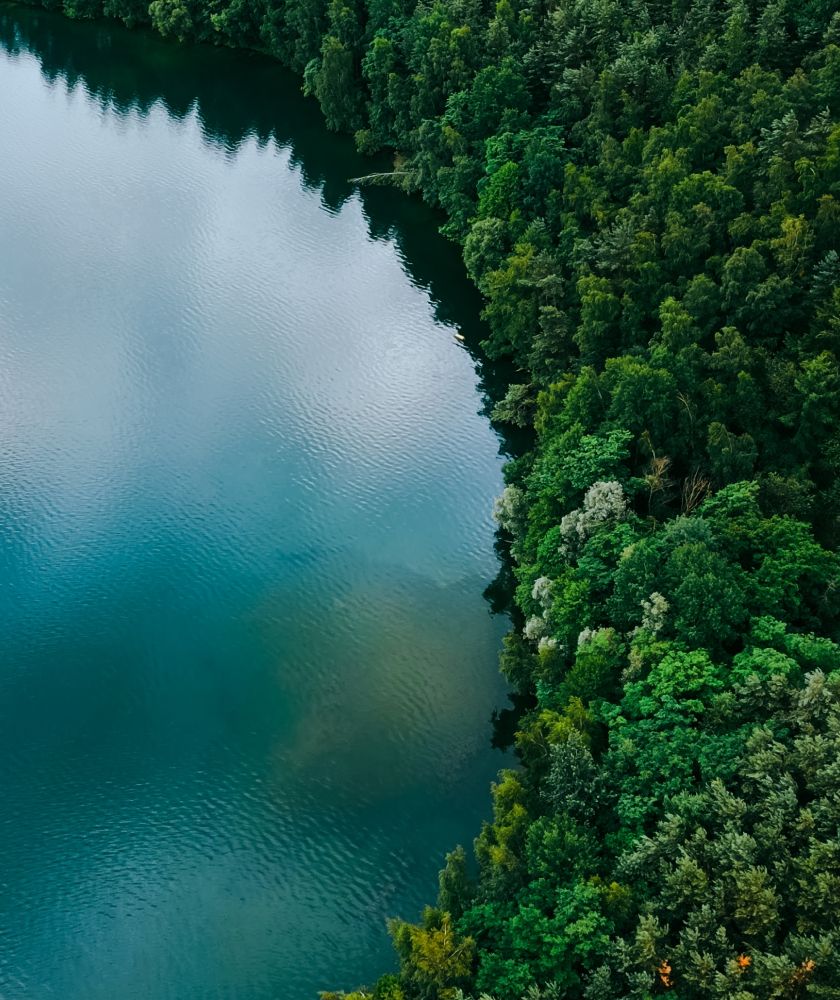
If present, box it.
[0,9,511,999]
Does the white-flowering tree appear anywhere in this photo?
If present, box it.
[559,480,628,556]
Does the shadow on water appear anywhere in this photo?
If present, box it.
[0,1,525,428]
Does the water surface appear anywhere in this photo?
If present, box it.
[0,10,509,998]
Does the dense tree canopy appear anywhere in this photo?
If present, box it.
[28,0,840,991]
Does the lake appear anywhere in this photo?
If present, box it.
[0,8,510,998]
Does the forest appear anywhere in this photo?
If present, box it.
[17,0,840,993]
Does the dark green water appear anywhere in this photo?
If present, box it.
[0,9,511,998]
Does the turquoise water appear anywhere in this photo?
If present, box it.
[0,9,509,998]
